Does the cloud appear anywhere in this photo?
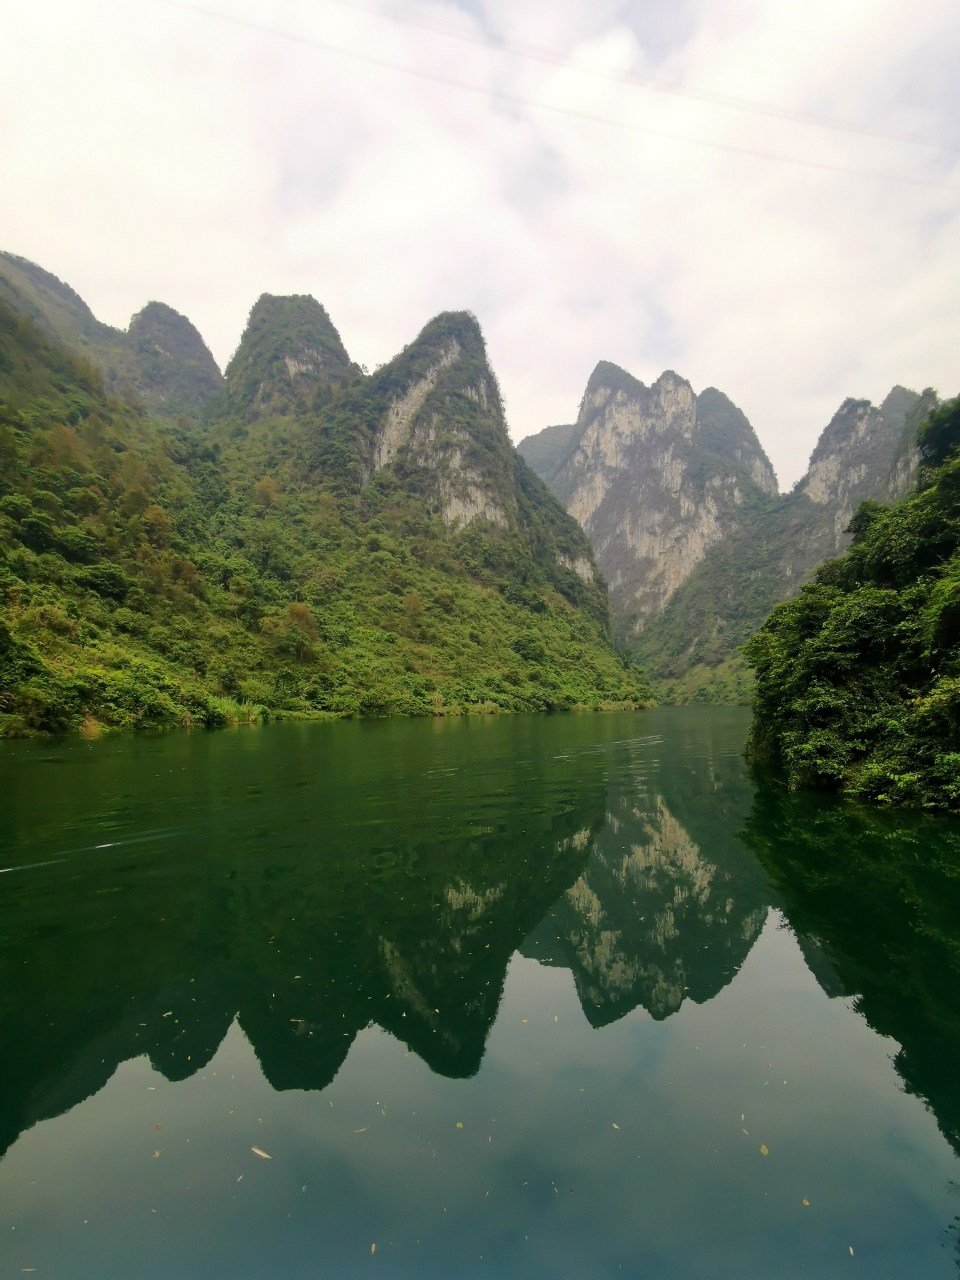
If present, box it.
[1,0,958,484]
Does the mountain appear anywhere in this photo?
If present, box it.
[0,257,647,738]
[637,385,927,698]
[745,391,960,809]
[223,292,359,418]
[520,363,924,701]
[518,363,778,640]
[0,250,223,418]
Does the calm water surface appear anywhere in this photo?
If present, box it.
[1,707,959,1277]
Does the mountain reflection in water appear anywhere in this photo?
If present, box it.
[1,706,960,1193]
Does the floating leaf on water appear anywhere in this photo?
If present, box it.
[251,1147,272,1159]
[521,1019,528,1024]
[456,1122,463,1129]
[759,1145,769,1156]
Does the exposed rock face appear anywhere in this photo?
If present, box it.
[632,384,925,688]
[521,358,925,694]
[364,314,513,530]
[0,250,225,418]
[224,293,358,418]
[520,362,778,639]
[797,386,923,550]
[220,299,607,617]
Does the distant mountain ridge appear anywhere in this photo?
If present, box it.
[518,362,779,641]
[0,251,646,738]
[519,364,924,700]
[0,250,224,418]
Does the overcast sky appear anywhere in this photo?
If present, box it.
[2,0,958,486]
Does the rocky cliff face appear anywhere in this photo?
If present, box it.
[796,386,923,552]
[360,312,511,529]
[218,298,611,627]
[521,359,925,696]
[519,362,777,641]
[0,250,225,418]
[632,384,924,691]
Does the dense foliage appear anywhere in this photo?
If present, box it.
[744,395,960,808]
[0,301,648,738]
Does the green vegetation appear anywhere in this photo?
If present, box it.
[0,298,648,738]
[0,251,224,419]
[745,394,960,808]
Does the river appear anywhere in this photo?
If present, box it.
[1,707,958,1277]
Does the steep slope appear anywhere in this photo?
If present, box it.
[514,421,581,486]
[637,386,926,698]
[223,292,359,419]
[518,362,778,644]
[745,392,960,809]
[0,250,223,418]
[0,288,646,738]
[522,364,925,702]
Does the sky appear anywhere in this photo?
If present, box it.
[1,0,959,487]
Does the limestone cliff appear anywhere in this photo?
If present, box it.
[217,299,612,628]
[520,358,924,698]
[519,362,777,643]
[0,250,224,418]
[635,384,925,691]
[796,386,924,550]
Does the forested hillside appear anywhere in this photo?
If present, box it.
[745,395,960,809]
[0,280,648,738]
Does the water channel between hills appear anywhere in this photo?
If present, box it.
[1,706,959,1278]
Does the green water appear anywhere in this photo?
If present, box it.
[1,707,959,1277]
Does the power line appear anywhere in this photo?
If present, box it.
[317,0,960,155]
[158,0,960,193]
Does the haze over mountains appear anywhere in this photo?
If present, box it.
[0,245,937,712]
[520,362,927,699]
[0,251,646,738]
[0,252,224,419]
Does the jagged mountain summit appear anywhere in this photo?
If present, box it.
[224,292,359,418]
[520,361,924,700]
[0,250,224,417]
[518,362,778,642]
[634,384,926,694]
[0,257,645,737]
